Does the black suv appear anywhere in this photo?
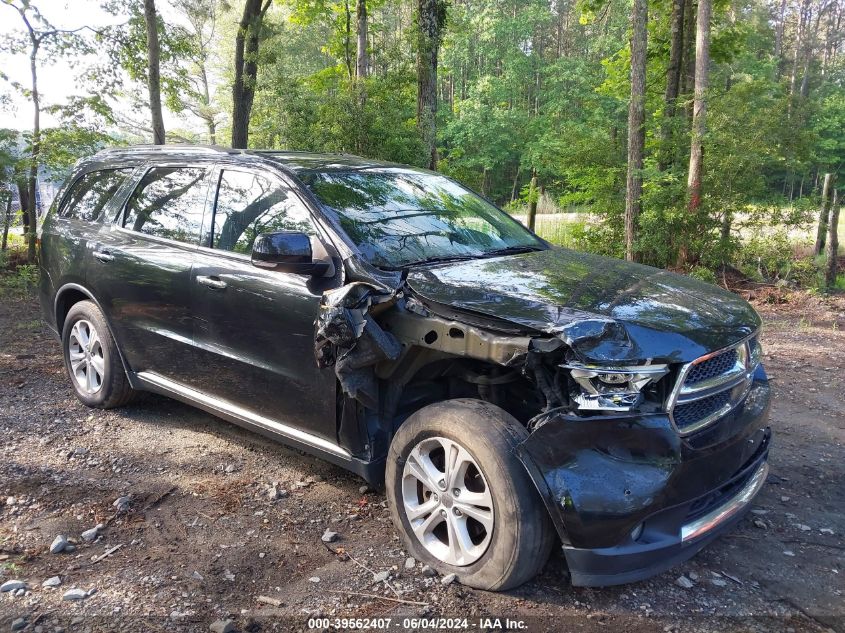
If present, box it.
[39,146,771,590]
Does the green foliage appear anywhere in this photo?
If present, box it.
[734,230,803,282]
[39,125,116,174]
[2,0,842,292]
[103,0,196,102]
[689,266,718,285]
[0,256,38,299]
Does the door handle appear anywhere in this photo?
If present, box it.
[93,250,114,263]
[196,275,227,290]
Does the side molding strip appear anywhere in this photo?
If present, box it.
[136,371,352,459]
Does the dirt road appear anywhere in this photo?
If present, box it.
[1,291,843,633]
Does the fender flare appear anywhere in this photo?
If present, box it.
[54,282,136,382]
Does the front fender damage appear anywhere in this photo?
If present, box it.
[516,410,681,549]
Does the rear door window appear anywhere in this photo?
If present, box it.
[59,169,132,221]
[123,166,209,244]
[210,169,315,255]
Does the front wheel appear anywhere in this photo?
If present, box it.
[386,399,555,590]
[62,300,137,409]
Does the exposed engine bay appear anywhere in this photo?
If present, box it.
[314,279,673,435]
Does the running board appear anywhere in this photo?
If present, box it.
[136,371,352,459]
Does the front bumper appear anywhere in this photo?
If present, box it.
[516,368,771,587]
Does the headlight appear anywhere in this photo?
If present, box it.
[748,336,762,370]
[562,363,669,412]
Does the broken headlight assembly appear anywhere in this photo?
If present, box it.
[562,363,669,412]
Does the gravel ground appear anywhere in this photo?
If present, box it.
[1,290,843,633]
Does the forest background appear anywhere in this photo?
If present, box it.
[1,0,843,292]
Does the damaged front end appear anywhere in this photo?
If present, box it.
[313,271,771,587]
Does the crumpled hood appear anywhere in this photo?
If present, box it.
[405,247,761,364]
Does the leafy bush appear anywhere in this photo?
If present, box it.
[689,266,718,285]
[0,243,38,298]
[733,230,796,282]
[789,257,822,288]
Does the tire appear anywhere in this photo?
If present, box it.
[61,300,137,409]
[386,398,555,590]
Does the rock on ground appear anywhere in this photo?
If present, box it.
[209,619,235,633]
[50,534,68,553]
[62,588,89,601]
[113,495,130,512]
[0,580,26,592]
[42,576,61,588]
[675,576,694,589]
[81,526,99,542]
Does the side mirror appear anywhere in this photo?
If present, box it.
[251,231,330,276]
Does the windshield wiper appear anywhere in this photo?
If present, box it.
[392,246,544,270]
[392,254,480,269]
[481,245,545,258]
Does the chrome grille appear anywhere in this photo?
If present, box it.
[668,334,761,435]
[684,348,739,385]
[673,390,731,428]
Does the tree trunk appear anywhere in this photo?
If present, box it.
[790,0,811,97]
[625,0,648,262]
[1,194,12,251]
[774,0,787,76]
[681,0,696,110]
[143,0,166,145]
[344,0,353,80]
[527,170,538,231]
[199,65,216,144]
[356,0,368,79]
[510,165,521,203]
[721,208,732,244]
[417,0,447,170]
[659,0,685,171]
[686,0,711,218]
[822,2,836,77]
[800,7,823,98]
[25,42,40,263]
[824,188,840,290]
[231,0,272,149]
[814,172,833,256]
[679,0,710,266]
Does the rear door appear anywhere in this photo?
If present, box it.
[39,168,135,322]
[189,166,341,443]
[88,163,214,379]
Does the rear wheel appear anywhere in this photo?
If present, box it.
[386,399,555,590]
[62,300,137,408]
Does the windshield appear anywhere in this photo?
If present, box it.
[298,168,545,268]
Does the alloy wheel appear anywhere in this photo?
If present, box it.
[401,436,494,566]
[68,319,105,394]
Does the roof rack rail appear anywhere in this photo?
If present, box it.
[93,144,235,157]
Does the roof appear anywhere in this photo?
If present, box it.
[254,151,402,172]
[89,145,403,173]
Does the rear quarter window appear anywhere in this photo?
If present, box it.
[59,169,133,221]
